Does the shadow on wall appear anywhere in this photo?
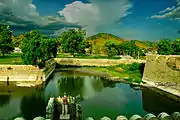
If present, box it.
[142,88,180,115]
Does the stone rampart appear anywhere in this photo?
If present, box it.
[55,58,145,67]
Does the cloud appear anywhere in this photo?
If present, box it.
[158,6,175,14]
[49,27,79,37]
[0,0,132,36]
[177,0,180,5]
[0,0,81,35]
[149,1,180,21]
[59,0,132,36]
[150,6,180,20]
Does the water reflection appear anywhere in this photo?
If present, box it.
[0,95,11,107]
[55,72,147,119]
[0,70,179,120]
[58,76,84,98]
[20,92,46,120]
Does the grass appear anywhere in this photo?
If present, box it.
[56,53,121,59]
[0,53,121,65]
[0,53,23,65]
[85,63,145,84]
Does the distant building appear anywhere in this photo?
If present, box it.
[120,55,133,59]
[14,47,22,53]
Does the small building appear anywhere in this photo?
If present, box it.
[119,55,133,59]
[14,47,22,53]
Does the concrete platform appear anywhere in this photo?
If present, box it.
[60,114,70,120]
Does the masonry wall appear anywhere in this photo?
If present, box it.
[0,65,43,82]
[43,58,56,80]
[142,54,180,84]
[55,58,146,67]
[0,58,56,82]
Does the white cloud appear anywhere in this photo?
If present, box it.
[149,1,180,21]
[59,0,132,36]
[50,27,78,37]
[158,6,175,14]
[150,6,180,20]
[0,0,78,26]
[177,0,180,5]
[0,0,132,36]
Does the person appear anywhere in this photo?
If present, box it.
[7,76,9,86]
[57,96,62,103]
[62,93,68,115]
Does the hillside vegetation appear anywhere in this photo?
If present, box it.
[87,33,126,54]
[86,33,152,54]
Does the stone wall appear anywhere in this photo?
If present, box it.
[142,54,180,99]
[55,58,146,67]
[0,65,43,82]
[142,54,180,84]
[43,58,56,80]
[0,58,56,85]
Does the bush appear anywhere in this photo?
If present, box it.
[129,62,140,71]
[107,48,118,58]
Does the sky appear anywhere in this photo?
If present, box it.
[0,0,180,41]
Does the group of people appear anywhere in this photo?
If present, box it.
[56,93,75,115]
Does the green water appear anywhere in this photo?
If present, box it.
[0,69,180,120]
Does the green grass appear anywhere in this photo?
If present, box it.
[85,63,144,84]
[56,53,121,59]
[0,53,121,65]
[0,53,23,65]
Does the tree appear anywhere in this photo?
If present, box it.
[0,25,14,56]
[157,39,173,55]
[107,47,118,58]
[172,38,180,55]
[12,34,24,47]
[105,40,118,57]
[58,29,87,57]
[21,30,58,66]
[117,41,141,58]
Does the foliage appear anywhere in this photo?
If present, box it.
[21,30,58,66]
[87,33,125,54]
[129,62,140,71]
[105,40,118,57]
[58,29,88,56]
[0,24,14,56]
[172,39,180,55]
[157,39,173,55]
[87,33,125,41]
[107,48,118,58]
[12,35,24,47]
[87,62,144,83]
[105,40,142,58]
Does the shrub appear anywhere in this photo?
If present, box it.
[129,63,140,71]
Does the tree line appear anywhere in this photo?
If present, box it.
[0,24,180,67]
[104,40,144,58]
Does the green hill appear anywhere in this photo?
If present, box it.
[86,33,126,54]
[86,33,152,54]
[131,40,152,49]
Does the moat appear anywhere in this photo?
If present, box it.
[0,69,180,120]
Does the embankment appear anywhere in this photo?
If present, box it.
[142,54,180,101]
[55,58,145,67]
[0,58,56,87]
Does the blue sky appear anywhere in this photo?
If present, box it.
[0,0,180,41]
